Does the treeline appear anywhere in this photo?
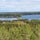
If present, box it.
[0,12,40,18]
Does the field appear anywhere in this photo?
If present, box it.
[0,20,40,40]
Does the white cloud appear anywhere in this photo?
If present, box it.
[0,0,40,12]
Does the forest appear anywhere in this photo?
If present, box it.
[0,19,40,40]
[0,12,40,18]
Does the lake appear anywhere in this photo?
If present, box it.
[0,15,40,20]
[22,15,40,20]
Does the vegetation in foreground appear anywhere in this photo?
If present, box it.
[0,19,40,40]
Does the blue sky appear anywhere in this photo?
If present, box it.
[0,0,40,12]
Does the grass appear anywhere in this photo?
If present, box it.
[0,20,40,40]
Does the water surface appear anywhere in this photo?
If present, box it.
[0,15,40,20]
[22,15,40,20]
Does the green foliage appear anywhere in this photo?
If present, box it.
[0,20,40,40]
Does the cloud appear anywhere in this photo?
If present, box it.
[0,0,40,12]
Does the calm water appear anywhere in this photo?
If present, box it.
[0,15,40,20]
[22,15,40,20]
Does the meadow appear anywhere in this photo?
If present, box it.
[0,19,40,40]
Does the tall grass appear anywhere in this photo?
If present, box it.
[0,20,40,40]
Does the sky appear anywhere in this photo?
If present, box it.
[0,0,40,12]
